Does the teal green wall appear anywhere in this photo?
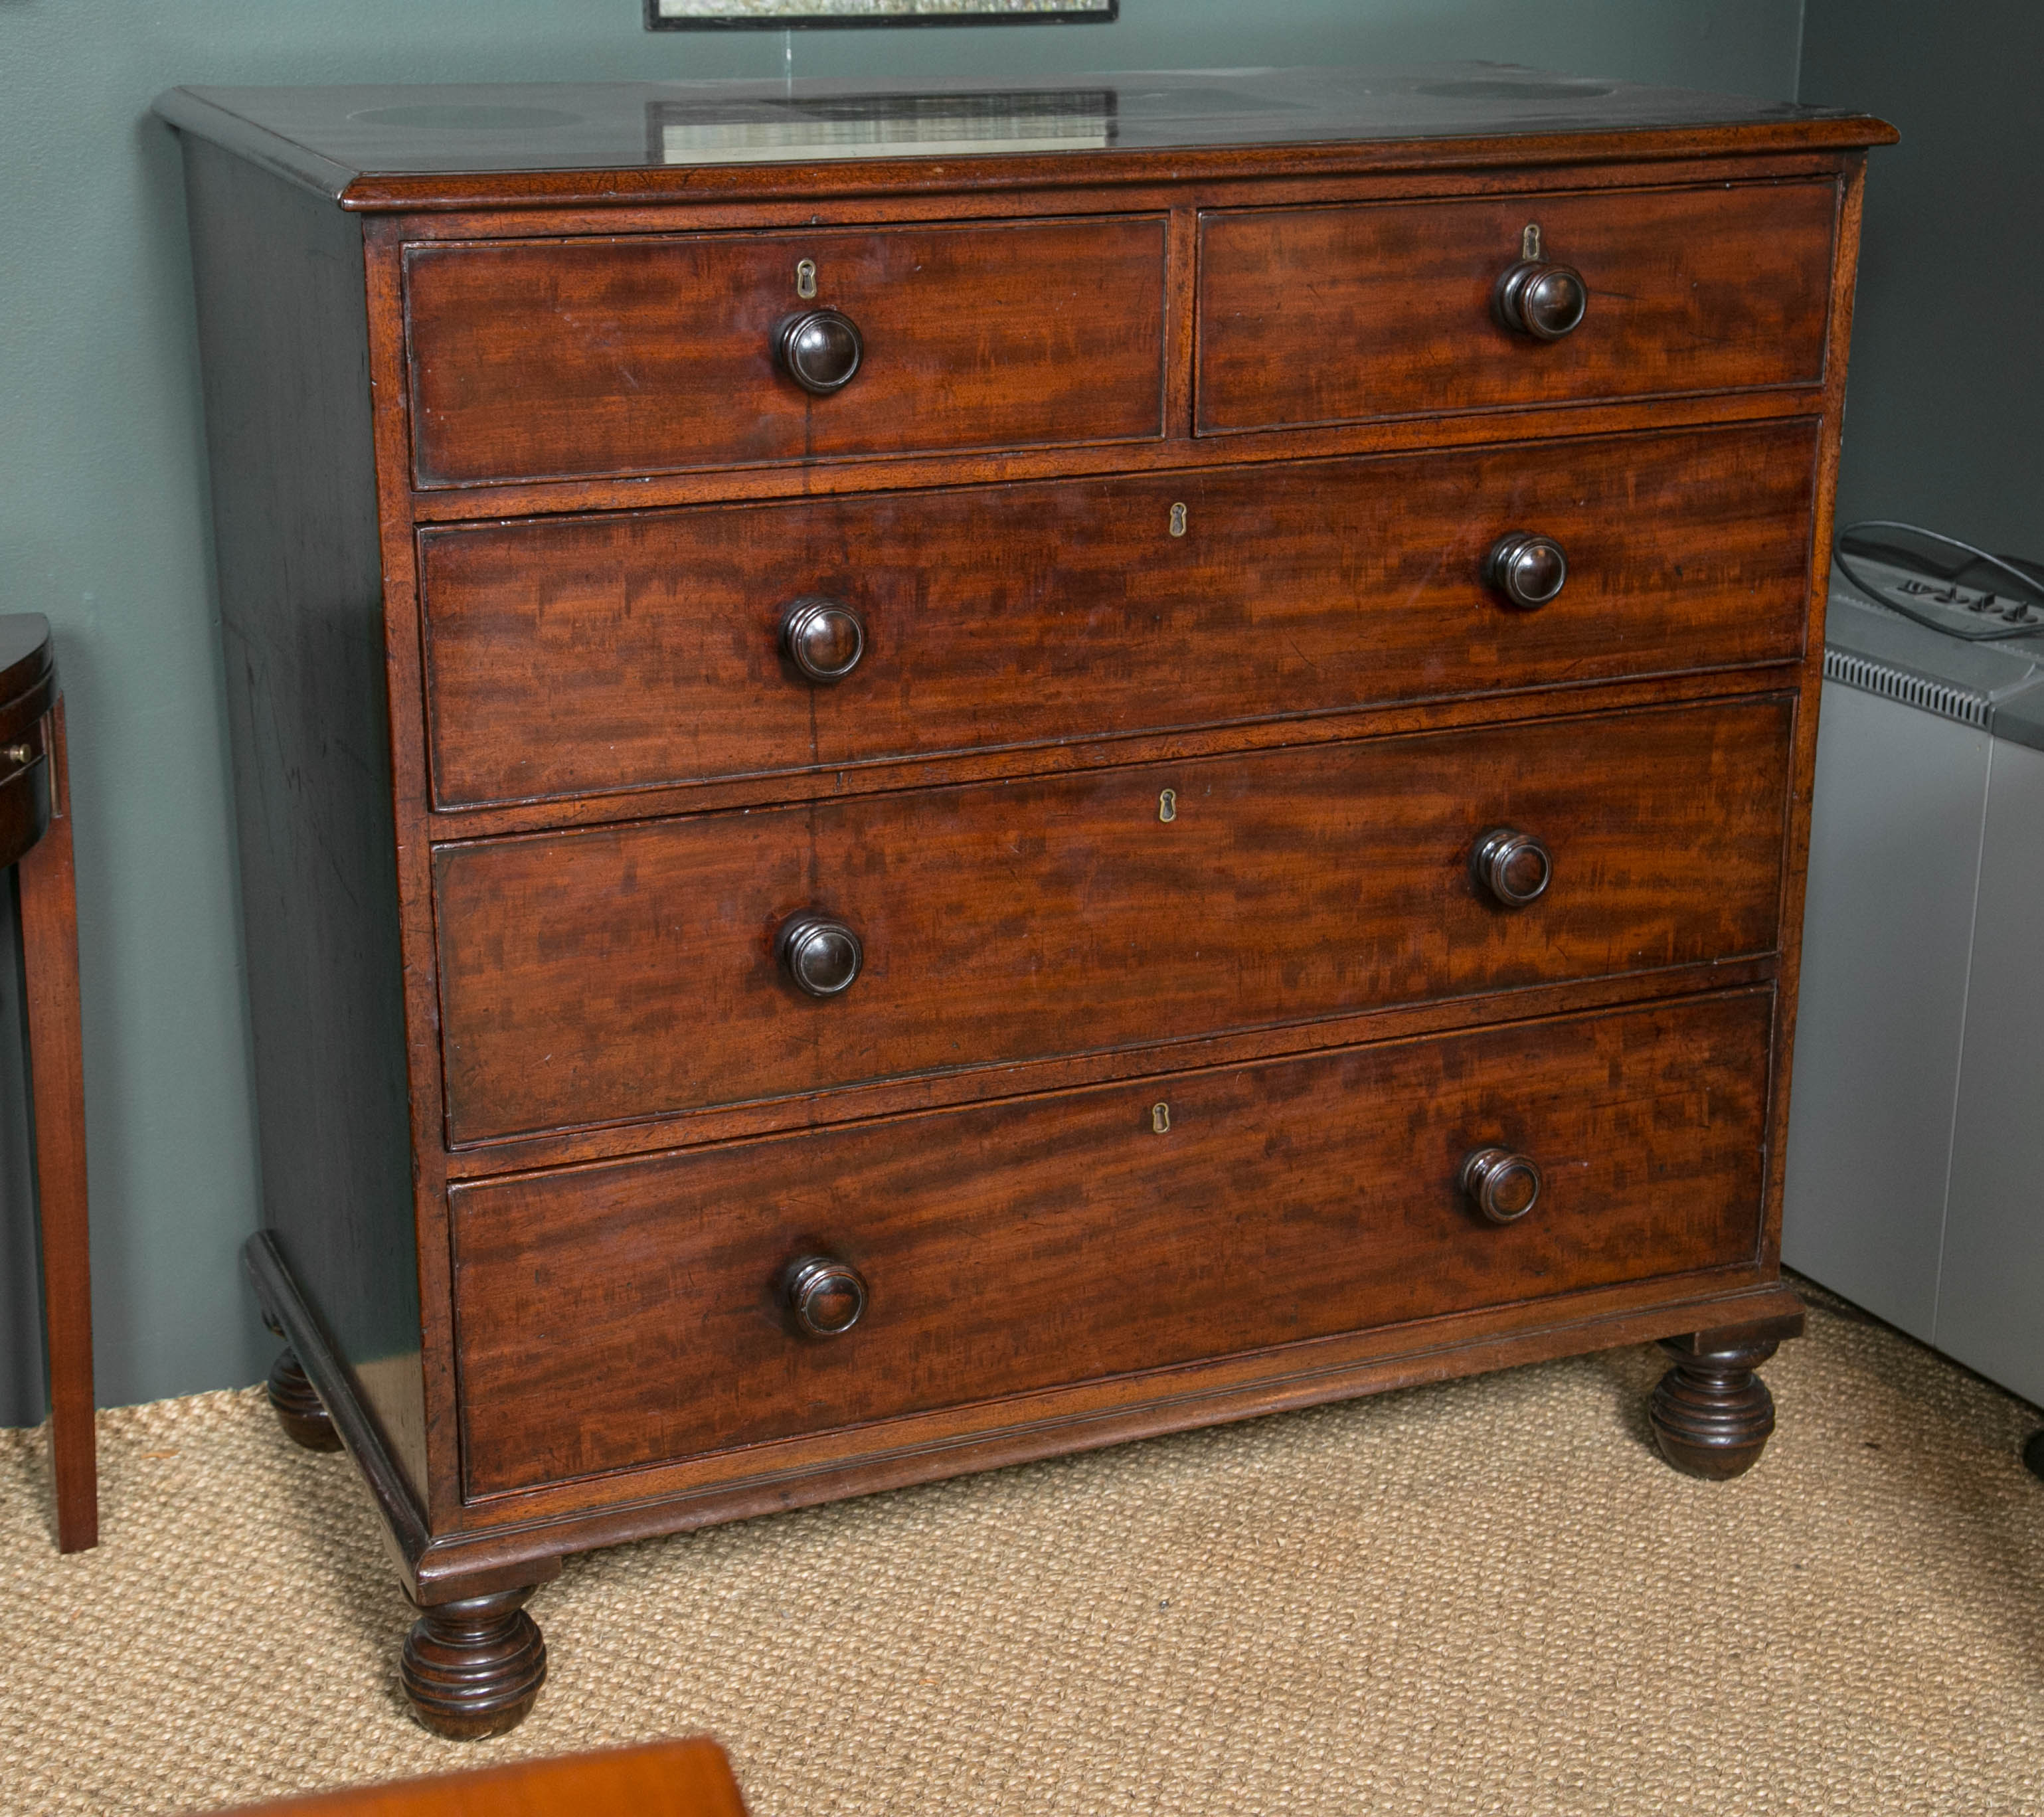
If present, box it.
[1800,1,2043,559]
[0,1,1804,1416]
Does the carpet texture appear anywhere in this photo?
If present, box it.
[3,1290,2041,1814]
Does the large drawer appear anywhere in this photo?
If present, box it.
[434,698,1791,1143]
[451,990,1774,1497]
[1197,182,1837,433]
[420,419,1818,810]
[404,216,1167,487]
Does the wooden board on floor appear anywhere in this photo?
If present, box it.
[203,1738,750,1816]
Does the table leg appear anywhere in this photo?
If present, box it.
[18,698,95,1553]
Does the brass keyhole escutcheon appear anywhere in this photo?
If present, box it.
[1169,503,1187,537]
[795,258,818,299]
[1151,1102,1171,1134]
[1157,788,1177,822]
[1521,222,1542,260]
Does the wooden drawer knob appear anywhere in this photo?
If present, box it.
[1493,258,1588,341]
[776,308,863,394]
[780,596,867,683]
[784,1256,868,1338]
[1471,826,1553,908]
[777,910,863,997]
[1485,532,1569,608]
[1461,1147,1543,1224]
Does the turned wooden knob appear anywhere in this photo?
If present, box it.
[778,910,863,997]
[1461,1146,1543,1224]
[784,1255,868,1338]
[776,308,863,394]
[1485,531,1569,608]
[1494,258,1588,340]
[780,596,866,683]
[1471,826,1553,907]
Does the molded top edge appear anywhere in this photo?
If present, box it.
[154,66,1896,209]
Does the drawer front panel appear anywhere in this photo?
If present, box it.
[1197,182,1837,433]
[434,699,1791,1142]
[420,420,1818,809]
[406,217,1167,486]
[452,991,1773,1497]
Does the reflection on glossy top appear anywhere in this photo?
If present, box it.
[656,86,1118,161]
[157,63,1871,186]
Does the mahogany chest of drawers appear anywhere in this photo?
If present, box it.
[161,68,1892,1737]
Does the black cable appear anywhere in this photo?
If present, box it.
[1835,519,2044,643]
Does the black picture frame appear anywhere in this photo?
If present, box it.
[646,0,1116,28]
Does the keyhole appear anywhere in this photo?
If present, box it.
[1169,503,1187,537]
[796,258,818,299]
[1521,222,1542,260]
[1151,1102,1171,1134]
[1157,788,1177,823]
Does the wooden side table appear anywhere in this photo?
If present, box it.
[203,1739,752,1815]
[1,614,95,1553]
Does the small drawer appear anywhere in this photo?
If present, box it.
[450,990,1773,1497]
[404,216,1167,487]
[420,418,1818,810]
[432,697,1792,1144]
[1197,181,1837,433]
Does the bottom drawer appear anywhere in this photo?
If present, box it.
[452,992,1772,1497]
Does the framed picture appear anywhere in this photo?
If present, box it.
[647,0,1116,27]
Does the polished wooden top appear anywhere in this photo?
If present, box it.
[0,612,55,749]
[205,1739,750,1816]
[154,66,1895,210]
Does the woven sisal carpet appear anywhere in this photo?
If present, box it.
[3,1288,2041,1814]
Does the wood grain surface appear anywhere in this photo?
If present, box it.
[15,697,97,1552]
[153,72,1894,215]
[405,216,1167,486]
[0,614,55,869]
[418,419,1818,809]
[1197,181,1837,432]
[432,697,1792,1143]
[165,81,1887,1707]
[204,1737,750,1815]
[151,73,1895,206]
[451,990,1772,1496]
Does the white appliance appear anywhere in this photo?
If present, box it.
[1784,559,2044,1405]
